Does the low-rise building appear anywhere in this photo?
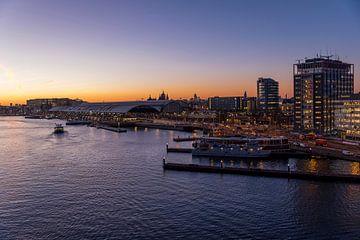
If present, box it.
[244,97,257,113]
[280,97,294,116]
[26,98,84,114]
[208,96,242,112]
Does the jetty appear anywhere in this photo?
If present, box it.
[66,120,91,126]
[163,162,360,183]
[166,146,311,158]
[97,125,127,133]
[167,147,193,153]
[173,136,199,142]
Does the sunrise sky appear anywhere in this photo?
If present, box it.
[0,0,359,105]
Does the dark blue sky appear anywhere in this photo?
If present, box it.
[0,0,359,103]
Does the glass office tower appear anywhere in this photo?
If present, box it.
[257,78,280,113]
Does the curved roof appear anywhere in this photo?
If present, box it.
[49,100,183,113]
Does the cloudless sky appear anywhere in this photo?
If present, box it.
[0,0,359,104]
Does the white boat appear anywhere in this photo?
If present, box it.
[54,124,65,134]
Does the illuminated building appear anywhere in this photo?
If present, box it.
[257,78,279,113]
[293,56,354,134]
[208,96,242,112]
[280,97,294,116]
[335,94,360,140]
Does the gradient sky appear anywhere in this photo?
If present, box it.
[0,0,359,105]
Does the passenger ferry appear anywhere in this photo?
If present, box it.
[54,124,65,134]
[192,136,289,158]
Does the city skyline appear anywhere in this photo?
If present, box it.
[0,0,360,105]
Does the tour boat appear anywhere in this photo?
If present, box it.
[54,124,65,134]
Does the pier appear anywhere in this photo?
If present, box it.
[167,147,193,153]
[173,136,199,142]
[163,162,360,183]
[97,125,127,133]
[166,147,311,158]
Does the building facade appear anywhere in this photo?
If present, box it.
[335,94,360,140]
[293,57,354,134]
[257,78,279,113]
[26,98,84,114]
[208,96,242,112]
[243,97,257,113]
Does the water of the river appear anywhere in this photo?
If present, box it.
[0,117,359,239]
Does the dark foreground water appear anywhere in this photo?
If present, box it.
[0,117,360,239]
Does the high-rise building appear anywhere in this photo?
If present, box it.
[257,78,279,112]
[293,56,354,133]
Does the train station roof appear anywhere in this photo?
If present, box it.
[49,100,183,113]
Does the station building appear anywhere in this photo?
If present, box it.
[49,100,188,115]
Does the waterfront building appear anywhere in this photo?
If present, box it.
[293,56,354,134]
[27,98,83,107]
[335,93,360,140]
[257,78,280,113]
[26,98,84,114]
[208,96,242,112]
[49,100,188,115]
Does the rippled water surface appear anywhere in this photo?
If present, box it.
[0,117,360,239]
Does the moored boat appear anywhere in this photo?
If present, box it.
[192,136,289,158]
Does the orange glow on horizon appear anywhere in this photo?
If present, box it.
[1,76,358,106]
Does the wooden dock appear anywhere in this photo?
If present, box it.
[163,162,360,183]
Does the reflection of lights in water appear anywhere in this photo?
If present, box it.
[351,162,360,175]
[155,129,160,136]
[134,127,138,132]
[144,128,148,132]
[230,160,234,167]
[307,158,318,172]
[169,130,173,137]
